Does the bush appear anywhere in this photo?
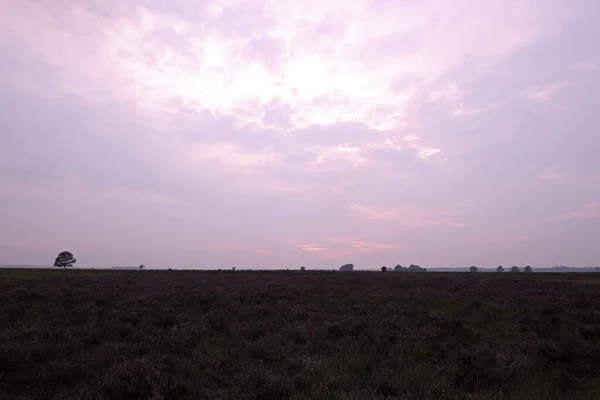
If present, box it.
[381,266,387,273]
[339,264,354,272]
[407,264,426,272]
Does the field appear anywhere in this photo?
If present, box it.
[1,269,600,400]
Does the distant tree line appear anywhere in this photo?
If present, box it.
[338,264,427,272]
[53,251,542,274]
[336,263,534,273]
[394,264,427,272]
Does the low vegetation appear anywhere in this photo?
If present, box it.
[1,269,600,399]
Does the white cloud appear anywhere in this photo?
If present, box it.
[557,202,600,221]
[1,0,571,136]
[521,81,571,102]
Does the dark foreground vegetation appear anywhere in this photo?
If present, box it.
[1,270,600,400]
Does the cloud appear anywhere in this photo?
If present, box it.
[349,204,399,221]
[536,165,566,180]
[1,0,599,268]
[571,61,597,72]
[556,202,600,221]
[350,204,465,227]
[3,0,568,134]
[257,249,274,256]
[521,81,571,102]
[351,240,399,252]
[297,244,328,252]
[325,237,400,252]
[242,36,287,71]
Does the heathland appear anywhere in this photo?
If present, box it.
[1,269,600,399]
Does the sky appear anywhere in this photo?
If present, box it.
[1,0,599,269]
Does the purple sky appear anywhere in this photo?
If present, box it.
[1,0,599,269]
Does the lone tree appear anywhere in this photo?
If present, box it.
[469,266,478,273]
[300,266,306,271]
[394,264,404,272]
[54,251,76,269]
[510,266,521,273]
[524,265,533,273]
[497,265,504,273]
[139,264,145,271]
[381,266,387,273]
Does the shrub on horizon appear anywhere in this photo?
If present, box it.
[408,264,426,272]
[339,264,354,272]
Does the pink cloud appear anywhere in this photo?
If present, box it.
[349,204,399,220]
[325,237,400,252]
[257,249,274,256]
[351,240,399,252]
[297,244,328,252]
[421,219,466,228]
[242,36,287,71]
[215,1,274,37]
[350,204,465,227]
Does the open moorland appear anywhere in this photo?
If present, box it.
[1,269,600,400]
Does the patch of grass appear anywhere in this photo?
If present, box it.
[1,270,600,399]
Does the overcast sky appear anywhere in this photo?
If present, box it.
[1,0,599,269]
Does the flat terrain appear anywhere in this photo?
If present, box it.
[1,270,600,400]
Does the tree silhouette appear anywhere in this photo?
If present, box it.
[381,266,387,273]
[339,264,354,271]
[54,251,76,269]
[470,266,478,273]
[300,266,306,271]
[394,264,404,272]
[510,266,520,273]
[139,264,145,271]
[524,266,533,273]
[497,265,504,273]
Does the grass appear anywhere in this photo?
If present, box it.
[1,269,600,399]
